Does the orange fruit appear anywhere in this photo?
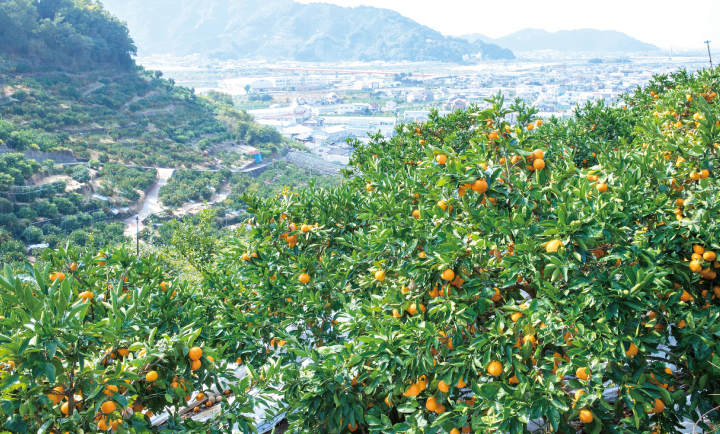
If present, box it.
[384,395,392,407]
[533,159,545,170]
[404,384,421,396]
[533,149,544,159]
[412,210,420,218]
[546,240,561,253]
[375,270,386,281]
[693,245,705,255]
[191,360,201,371]
[527,123,535,130]
[438,380,450,393]
[511,312,522,322]
[689,261,703,273]
[472,179,488,193]
[299,273,310,284]
[703,251,716,262]
[425,397,437,411]
[104,384,119,397]
[450,429,460,434]
[579,409,593,423]
[596,183,608,192]
[680,290,693,302]
[649,398,665,414]
[574,389,587,400]
[145,371,158,382]
[436,154,447,165]
[434,404,446,414]
[441,269,455,281]
[101,400,116,414]
[487,361,503,376]
[189,347,202,361]
[625,342,638,357]
[576,367,590,381]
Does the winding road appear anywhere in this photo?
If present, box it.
[123,168,175,236]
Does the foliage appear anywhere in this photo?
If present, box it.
[221,160,343,211]
[0,0,136,69]
[225,67,720,434]
[0,245,269,433]
[158,168,232,208]
[0,153,40,186]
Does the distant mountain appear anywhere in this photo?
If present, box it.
[459,28,660,53]
[100,0,514,62]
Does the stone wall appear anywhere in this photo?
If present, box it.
[0,146,77,164]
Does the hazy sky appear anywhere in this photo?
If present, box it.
[298,0,719,50]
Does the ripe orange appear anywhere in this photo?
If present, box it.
[191,360,201,371]
[689,261,703,273]
[693,245,705,255]
[438,379,450,393]
[472,179,488,193]
[384,395,392,407]
[625,342,638,357]
[546,239,561,253]
[527,123,535,130]
[441,269,455,281]
[509,375,519,385]
[491,287,501,302]
[703,251,716,262]
[574,389,587,400]
[375,270,386,281]
[98,418,110,430]
[104,384,119,396]
[579,409,593,423]
[425,397,437,411]
[412,210,420,219]
[145,371,158,382]
[487,361,503,376]
[576,367,590,381]
[649,398,665,414]
[189,347,202,361]
[299,273,310,284]
[49,272,65,282]
[510,312,522,322]
[680,290,693,302]
[404,384,421,396]
[436,154,447,165]
[596,183,608,192]
[533,149,544,159]
[101,400,116,414]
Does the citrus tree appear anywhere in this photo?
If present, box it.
[0,245,267,433]
[231,67,720,434]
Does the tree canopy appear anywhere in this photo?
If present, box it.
[0,0,136,69]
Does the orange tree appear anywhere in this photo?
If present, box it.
[232,67,720,434]
[0,245,268,433]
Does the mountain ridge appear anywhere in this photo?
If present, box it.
[99,0,515,62]
[460,28,660,52]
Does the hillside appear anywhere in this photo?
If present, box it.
[2,66,719,433]
[460,28,660,52]
[99,0,514,62]
[0,0,293,264]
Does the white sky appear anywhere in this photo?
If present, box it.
[297,0,720,50]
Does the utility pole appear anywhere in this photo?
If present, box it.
[135,215,139,256]
[704,41,713,68]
